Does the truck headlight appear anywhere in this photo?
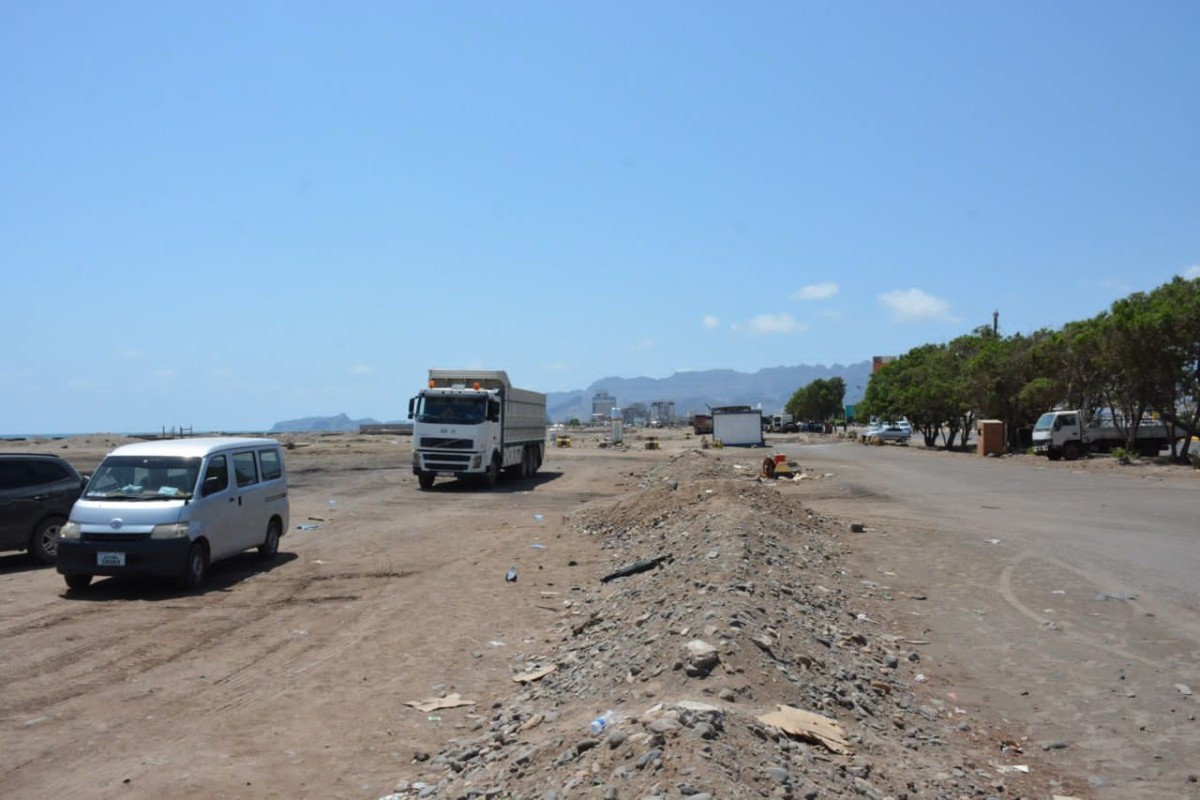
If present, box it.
[151,522,190,540]
[59,521,81,541]
[472,455,481,468]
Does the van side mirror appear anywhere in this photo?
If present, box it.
[202,475,222,497]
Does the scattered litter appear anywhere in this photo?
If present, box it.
[849,522,866,533]
[531,543,546,550]
[405,693,475,712]
[601,554,671,583]
[1096,591,1137,601]
[533,514,544,522]
[589,709,620,734]
[307,516,326,522]
[505,567,517,582]
[1041,740,1068,751]
[984,538,1001,545]
[297,524,320,530]
[757,704,851,755]
[328,499,338,509]
[1051,589,1066,595]
[487,640,506,647]
[312,559,326,565]
[289,629,308,637]
[512,664,557,683]
[427,715,441,722]
[1175,683,1193,696]
[915,673,928,683]
[992,763,1031,775]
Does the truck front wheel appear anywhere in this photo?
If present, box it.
[417,472,435,490]
[482,456,501,489]
[1062,441,1081,461]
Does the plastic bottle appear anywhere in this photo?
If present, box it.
[589,710,618,735]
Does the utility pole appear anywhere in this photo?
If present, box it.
[992,309,999,336]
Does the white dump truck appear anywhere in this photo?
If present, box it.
[408,370,547,489]
[1031,409,1169,460]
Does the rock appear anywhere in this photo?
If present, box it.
[685,639,721,677]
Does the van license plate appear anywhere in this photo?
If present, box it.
[97,552,125,567]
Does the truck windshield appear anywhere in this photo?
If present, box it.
[1033,412,1056,431]
[417,396,485,425]
[85,456,202,500]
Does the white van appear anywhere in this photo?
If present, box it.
[56,437,289,591]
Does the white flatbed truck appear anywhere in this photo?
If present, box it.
[1031,409,1169,460]
[408,370,547,489]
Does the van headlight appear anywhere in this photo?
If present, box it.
[151,522,190,540]
[59,521,81,541]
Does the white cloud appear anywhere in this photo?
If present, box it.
[154,368,175,379]
[792,282,838,301]
[628,337,655,352]
[1183,264,1200,279]
[747,313,801,335]
[702,314,720,330]
[350,364,373,375]
[118,348,144,360]
[877,288,954,322]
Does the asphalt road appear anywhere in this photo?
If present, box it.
[789,442,1200,799]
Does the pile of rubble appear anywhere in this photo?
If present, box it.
[381,451,1077,799]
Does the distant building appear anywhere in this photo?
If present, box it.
[872,356,896,373]
[649,400,676,426]
[592,390,616,422]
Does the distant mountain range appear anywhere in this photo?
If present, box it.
[269,362,873,431]
[546,362,872,422]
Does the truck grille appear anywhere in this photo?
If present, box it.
[420,437,474,449]
[424,453,472,468]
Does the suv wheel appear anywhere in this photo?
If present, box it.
[30,518,64,565]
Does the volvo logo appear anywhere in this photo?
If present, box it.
[109,518,124,530]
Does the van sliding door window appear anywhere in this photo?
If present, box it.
[204,456,229,492]
[258,449,282,481]
[233,452,259,487]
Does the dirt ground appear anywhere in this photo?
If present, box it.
[0,430,1195,799]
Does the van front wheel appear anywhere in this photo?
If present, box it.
[181,542,209,590]
[258,519,281,559]
[64,573,92,591]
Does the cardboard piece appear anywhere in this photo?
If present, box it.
[405,692,475,712]
[512,664,557,683]
[757,704,851,755]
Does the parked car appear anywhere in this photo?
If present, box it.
[863,422,911,445]
[0,453,88,564]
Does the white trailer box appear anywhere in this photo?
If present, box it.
[712,407,764,447]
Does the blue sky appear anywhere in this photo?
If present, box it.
[3,2,1197,433]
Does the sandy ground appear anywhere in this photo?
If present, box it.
[0,430,1195,799]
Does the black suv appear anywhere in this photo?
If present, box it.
[0,454,88,564]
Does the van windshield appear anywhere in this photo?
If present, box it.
[85,456,202,500]
[416,396,486,425]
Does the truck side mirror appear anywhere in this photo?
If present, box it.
[407,398,415,419]
[488,400,500,422]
